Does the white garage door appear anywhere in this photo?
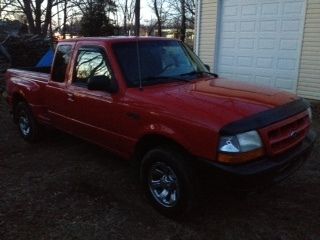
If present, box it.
[216,0,306,92]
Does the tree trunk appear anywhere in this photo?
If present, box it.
[35,0,42,34]
[134,0,140,36]
[22,0,36,34]
[153,0,162,36]
[49,20,54,49]
[180,0,186,42]
[42,0,53,37]
[123,0,128,35]
[62,0,68,39]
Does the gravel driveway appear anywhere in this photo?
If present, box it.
[1,95,319,240]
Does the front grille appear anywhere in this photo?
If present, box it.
[259,111,310,156]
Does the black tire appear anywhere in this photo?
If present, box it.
[140,146,196,217]
[14,101,41,142]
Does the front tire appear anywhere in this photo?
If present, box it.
[14,102,41,142]
[140,146,196,217]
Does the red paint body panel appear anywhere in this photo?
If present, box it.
[5,37,304,161]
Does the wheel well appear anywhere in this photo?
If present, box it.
[134,134,190,161]
[12,93,26,122]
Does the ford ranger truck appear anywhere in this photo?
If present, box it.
[5,37,316,216]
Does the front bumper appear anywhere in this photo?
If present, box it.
[196,129,317,191]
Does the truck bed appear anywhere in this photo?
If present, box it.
[6,68,50,124]
[8,68,50,83]
[15,66,51,74]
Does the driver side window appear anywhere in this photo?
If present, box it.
[73,47,112,88]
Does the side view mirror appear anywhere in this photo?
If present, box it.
[87,75,117,93]
[204,64,211,72]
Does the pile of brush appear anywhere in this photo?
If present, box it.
[2,35,50,68]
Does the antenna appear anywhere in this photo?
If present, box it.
[136,39,143,91]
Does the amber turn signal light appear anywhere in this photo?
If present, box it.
[217,148,265,164]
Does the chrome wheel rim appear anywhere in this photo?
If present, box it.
[18,110,31,136]
[148,162,179,208]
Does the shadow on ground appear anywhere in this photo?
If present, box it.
[1,96,320,240]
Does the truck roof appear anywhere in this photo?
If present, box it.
[59,36,177,44]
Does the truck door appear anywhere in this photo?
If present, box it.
[46,44,75,132]
[64,45,124,153]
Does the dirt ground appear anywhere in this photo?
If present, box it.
[1,95,320,240]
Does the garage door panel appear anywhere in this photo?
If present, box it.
[276,69,297,78]
[283,2,304,15]
[256,57,274,69]
[255,75,274,86]
[238,38,255,49]
[240,21,256,32]
[277,58,297,70]
[261,3,280,16]
[279,39,299,50]
[220,56,235,66]
[224,5,238,16]
[259,20,278,32]
[241,4,258,16]
[236,73,253,82]
[222,22,237,32]
[216,0,305,92]
[281,19,301,32]
[219,72,234,79]
[237,56,253,67]
[275,77,294,90]
[257,38,276,49]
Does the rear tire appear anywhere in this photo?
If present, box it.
[14,102,41,142]
[140,146,196,217]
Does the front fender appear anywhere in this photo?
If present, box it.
[138,121,218,161]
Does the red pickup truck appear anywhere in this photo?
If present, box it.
[5,37,316,216]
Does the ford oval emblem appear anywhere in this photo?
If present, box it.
[290,131,298,139]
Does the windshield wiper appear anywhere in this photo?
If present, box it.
[139,76,192,86]
[179,71,218,78]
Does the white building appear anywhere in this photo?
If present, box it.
[195,0,320,100]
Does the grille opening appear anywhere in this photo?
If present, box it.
[260,112,310,156]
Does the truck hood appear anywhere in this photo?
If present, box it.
[131,77,299,131]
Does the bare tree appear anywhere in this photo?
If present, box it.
[3,0,117,38]
[55,0,116,38]
[180,0,186,41]
[62,0,68,38]
[176,0,195,25]
[144,18,157,36]
[116,0,135,35]
[5,0,57,36]
[149,0,168,37]
[0,0,15,19]
[185,0,195,24]
[166,0,195,41]
[152,0,161,36]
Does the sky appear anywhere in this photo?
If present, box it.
[140,0,156,24]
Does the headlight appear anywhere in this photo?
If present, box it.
[219,135,240,152]
[307,107,312,122]
[218,130,264,164]
[219,130,262,153]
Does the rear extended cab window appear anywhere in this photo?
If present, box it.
[51,45,72,82]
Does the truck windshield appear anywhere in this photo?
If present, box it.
[112,40,209,87]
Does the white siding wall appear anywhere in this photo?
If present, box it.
[195,0,217,69]
[297,0,320,100]
[196,0,320,100]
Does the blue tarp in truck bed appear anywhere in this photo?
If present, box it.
[36,49,54,67]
